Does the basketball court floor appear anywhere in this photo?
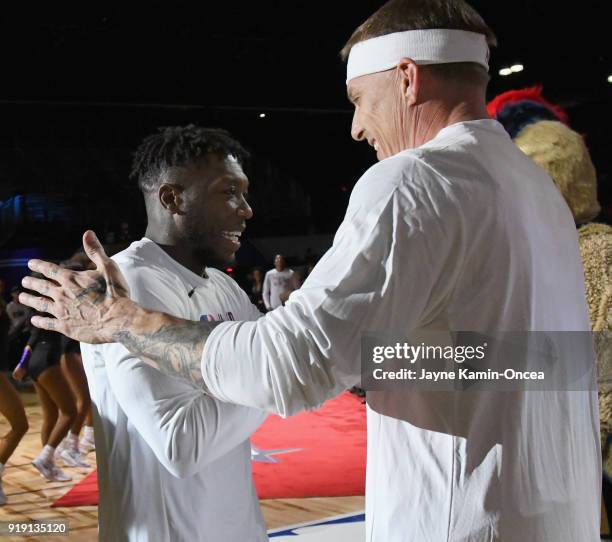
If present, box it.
[0,390,364,541]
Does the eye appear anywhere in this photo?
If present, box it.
[225,185,237,195]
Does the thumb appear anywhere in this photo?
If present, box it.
[82,230,110,269]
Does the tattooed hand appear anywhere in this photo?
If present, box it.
[19,230,217,384]
[19,230,133,344]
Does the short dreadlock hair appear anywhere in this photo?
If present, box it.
[130,125,249,194]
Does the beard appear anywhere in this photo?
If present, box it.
[193,245,234,270]
[185,223,234,270]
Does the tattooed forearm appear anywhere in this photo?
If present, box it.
[113,314,219,384]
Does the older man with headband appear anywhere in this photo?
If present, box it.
[20,1,600,540]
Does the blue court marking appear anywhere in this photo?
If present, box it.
[268,511,365,537]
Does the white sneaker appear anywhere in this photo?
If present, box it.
[80,436,95,454]
[0,478,7,506]
[49,466,72,482]
[31,457,55,481]
[60,448,90,468]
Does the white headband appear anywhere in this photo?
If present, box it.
[346,29,489,83]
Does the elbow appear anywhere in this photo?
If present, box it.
[159,450,208,479]
[157,430,221,479]
[160,460,189,479]
[163,462,196,480]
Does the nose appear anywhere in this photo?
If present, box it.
[351,111,365,142]
[238,198,253,220]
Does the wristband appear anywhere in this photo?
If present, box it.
[18,345,32,367]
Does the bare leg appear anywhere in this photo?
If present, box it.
[33,381,57,446]
[0,374,28,464]
[36,366,76,448]
[60,353,91,436]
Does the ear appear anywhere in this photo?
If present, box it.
[397,58,420,106]
[158,183,185,214]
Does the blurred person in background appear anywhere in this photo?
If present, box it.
[13,274,78,482]
[249,267,266,312]
[262,254,299,309]
[52,261,94,465]
[0,279,28,505]
[7,286,29,371]
[62,252,97,453]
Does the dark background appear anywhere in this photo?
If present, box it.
[0,0,610,254]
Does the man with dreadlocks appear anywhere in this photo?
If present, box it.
[78,125,267,542]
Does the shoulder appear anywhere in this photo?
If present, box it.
[348,150,457,227]
[350,150,446,208]
[111,241,184,305]
[206,268,259,318]
[113,240,170,280]
[112,239,156,271]
[206,268,249,298]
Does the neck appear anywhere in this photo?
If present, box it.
[408,93,488,149]
[145,226,206,276]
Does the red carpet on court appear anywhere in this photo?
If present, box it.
[52,392,366,507]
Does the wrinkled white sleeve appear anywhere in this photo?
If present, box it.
[103,263,266,478]
[202,157,463,416]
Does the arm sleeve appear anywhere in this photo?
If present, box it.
[103,263,266,478]
[201,160,463,416]
[262,272,272,310]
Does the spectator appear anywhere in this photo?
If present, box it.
[118,221,132,243]
[7,287,29,371]
[13,276,78,482]
[249,267,266,312]
[0,287,28,505]
[262,254,299,309]
[7,287,28,337]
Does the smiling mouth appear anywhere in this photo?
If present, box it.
[220,230,242,244]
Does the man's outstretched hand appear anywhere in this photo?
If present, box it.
[19,230,133,344]
[20,229,215,384]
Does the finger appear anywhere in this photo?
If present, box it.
[21,276,61,300]
[83,231,110,270]
[31,315,61,332]
[28,259,70,282]
[18,292,58,318]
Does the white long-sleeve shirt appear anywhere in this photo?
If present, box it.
[81,238,267,542]
[262,268,297,310]
[201,120,601,541]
